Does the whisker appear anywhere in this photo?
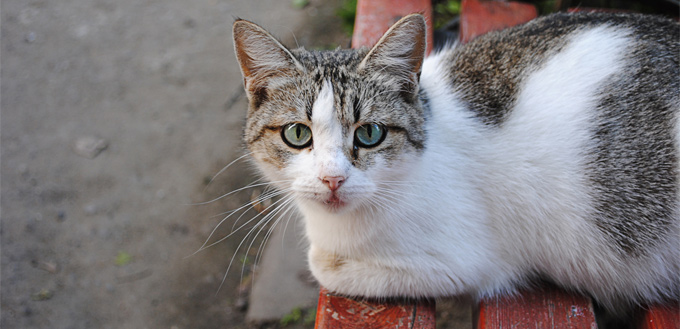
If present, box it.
[187,179,292,206]
[229,188,292,231]
[378,179,429,183]
[201,191,293,252]
[279,201,300,251]
[374,191,435,226]
[370,190,411,212]
[217,194,296,294]
[379,186,415,200]
[374,186,420,199]
[203,152,253,191]
[246,195,297,281]
[255,204,292,265]
[215,209,275,295]
[206,186,288,219]
[186,188,292,258]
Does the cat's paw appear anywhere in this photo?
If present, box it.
[308,245,457,298]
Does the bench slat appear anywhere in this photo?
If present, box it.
[638,301,680,329]
[314,287,436,329]
[474,284,597,329]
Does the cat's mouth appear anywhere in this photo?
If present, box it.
[322,193,346,211]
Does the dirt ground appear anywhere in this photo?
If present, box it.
[1,0,350,328]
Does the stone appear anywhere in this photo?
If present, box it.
[73,136,108,159]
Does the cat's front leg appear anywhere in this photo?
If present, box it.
[308,245,414,298]
[308,245,499,299]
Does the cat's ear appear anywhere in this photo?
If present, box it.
[358,14,427,100]
[232,20,303,104]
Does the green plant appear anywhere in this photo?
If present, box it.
[280,306,316,327]
[303,307,316,325]
[280,307,303,326]
[337,0,358,36]
[433,0,461,29]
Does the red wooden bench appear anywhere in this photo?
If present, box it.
[315,0,680,328]
[316,283,680,328]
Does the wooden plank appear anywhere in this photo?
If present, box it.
[314,287,436,329]
[352,0,433,54]
[474,284,597,329]
[460,0,537,43]
[638,301,680,329]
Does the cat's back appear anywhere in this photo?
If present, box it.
[428,12,679,126]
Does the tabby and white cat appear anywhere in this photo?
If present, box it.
[232,13,679,311]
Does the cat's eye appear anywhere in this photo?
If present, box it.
[282,123,312,149]
[354,123,386,148]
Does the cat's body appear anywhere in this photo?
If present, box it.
[233,13,679,310]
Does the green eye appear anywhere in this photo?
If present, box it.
[355,123,386,148]
[282,123,312,148]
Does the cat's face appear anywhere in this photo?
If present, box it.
[233,16,427,213]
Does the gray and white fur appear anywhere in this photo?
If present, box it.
[232,12,680,312]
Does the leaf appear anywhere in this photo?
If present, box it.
[115,251,132,266]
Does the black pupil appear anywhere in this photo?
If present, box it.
[366,126,372,139]
[295,125,302,139]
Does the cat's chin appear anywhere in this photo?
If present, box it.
[322,198,347,213]
[324,200,347,213]
[299,195,355,214]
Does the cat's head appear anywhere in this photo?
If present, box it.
[233,14,427,214]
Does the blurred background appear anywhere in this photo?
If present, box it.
[2,0,677,328]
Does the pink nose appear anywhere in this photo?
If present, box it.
[321,176,345,191]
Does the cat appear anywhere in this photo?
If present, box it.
[231,12,679,312]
